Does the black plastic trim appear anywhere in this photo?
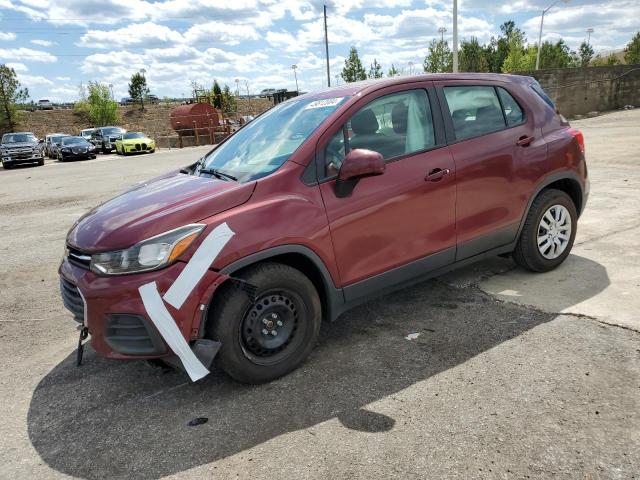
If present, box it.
[104,314,167,356]
[219,244,345,322]
[343,247,456,302]
[456,223,519,261]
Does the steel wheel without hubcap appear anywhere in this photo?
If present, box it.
[240,289,305,366]
[537,204,571,259]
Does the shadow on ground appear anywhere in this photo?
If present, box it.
[27,259,610,480]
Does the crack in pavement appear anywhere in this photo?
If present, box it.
[575,221,640,246]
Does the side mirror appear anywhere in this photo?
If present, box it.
[335,148,385,198]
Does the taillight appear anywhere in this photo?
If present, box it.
[567,128,585,155]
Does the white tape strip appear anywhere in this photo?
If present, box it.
[163,222,235,310]
[139,282,209,382]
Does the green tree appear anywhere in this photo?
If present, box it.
[368,58,383,79]
[0,64,29,133]
[578,41,595,67]
[388,64,399,77]
[341,46,367,83]
[538,40,572,69]
[423,39,452,73]
[624,31,640,64]
[221,84,237,114]
[459,37,489,72]
[501,28,533,72]
[484,21,523,73]
[75,82,118,126]
[211,80,223,109]
[591,53,621,66]
[128,72,149,110]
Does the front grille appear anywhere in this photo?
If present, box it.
[135,143,141,151]
[7,148,33,159]
[67,247,91,270]
[141,143,147,150]
[105,315,167,355]
[60,277,85,323]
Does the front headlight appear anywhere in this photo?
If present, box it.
[90,224,205,275]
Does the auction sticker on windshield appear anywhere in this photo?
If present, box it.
[304,97,346,110]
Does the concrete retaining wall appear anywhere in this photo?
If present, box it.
[518,64,640,117]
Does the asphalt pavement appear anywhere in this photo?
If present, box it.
[0,111,638,479]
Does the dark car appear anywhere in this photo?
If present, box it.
[90,126,126,153]
[1,132,44,169]
[57,136,97,162]
[60,74,588,384]
[47,134,71,158]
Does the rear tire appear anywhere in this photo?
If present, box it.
[513,189,577,272]
[2,161,12,170]
[208,262,321,384]
[37,157,44,166]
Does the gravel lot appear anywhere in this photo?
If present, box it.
[0,111,638,479]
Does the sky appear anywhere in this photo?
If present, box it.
[0,0,638,102]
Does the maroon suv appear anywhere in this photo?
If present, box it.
[60,74,588,383]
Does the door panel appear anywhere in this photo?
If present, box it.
[318,85,456,287]
[436,81,547,259]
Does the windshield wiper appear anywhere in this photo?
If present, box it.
[198,167,238,182]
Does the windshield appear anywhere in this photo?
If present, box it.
[2,133,37,144]
[201,96,348,182]
[123,132,145,139]
[103,127,125,135]
[62,137,87,145]
[52,135,68,143]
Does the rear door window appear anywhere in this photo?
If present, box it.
[497,87,524,126]
[324,89,435,176]
[443,86,506,141]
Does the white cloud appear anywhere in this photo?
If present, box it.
[0,32,16,41]
[0,47,57,63]
[18,74,54,87]
[31,39,54,47]
[78,22,182,48]
[6,62,28,72]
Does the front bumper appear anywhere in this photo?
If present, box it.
[2,152,43,164]
[59,257,225,361]
[121,142,155,153]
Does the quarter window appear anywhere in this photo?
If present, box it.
[497,87,524,126]
[324,89,435,176]
[443,86,506,140]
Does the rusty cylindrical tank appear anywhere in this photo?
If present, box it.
[170,103,221,136]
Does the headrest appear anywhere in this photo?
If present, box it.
[475,105,503,124]
[391,103,408,134]
[351,109,379,135]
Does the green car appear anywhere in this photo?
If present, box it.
[115,132,156,155]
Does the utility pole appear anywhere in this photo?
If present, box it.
[452,0,458,72]
[586,27,594,45]
[408,61,414,75]
[324,5,331,87]
[438,27,447,42]
[292,65,299,95]
[536,0,571,70]
[335,74,340,86]
[108,83,114,100]
[235,78,240,97]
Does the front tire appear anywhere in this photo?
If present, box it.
[514,189,577,272]
[208,262,321,384]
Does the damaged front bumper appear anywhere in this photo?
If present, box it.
[59,257,229,381]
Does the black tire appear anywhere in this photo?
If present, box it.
[37,157,44,166]
[208,262,321,384]
[513,188,577,272]
[2,161,12,170]
[102,143,108,154]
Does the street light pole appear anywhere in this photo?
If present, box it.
[291,65,299,95]
[438,27,447,42]
[324,5,331,87]
[452,0,458,72]
[535,0,571,70]
[586,27,594,45]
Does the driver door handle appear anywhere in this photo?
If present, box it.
[516,135,535,147]
[425,168,451,182]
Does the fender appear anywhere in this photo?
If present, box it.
[517,170,586,240]
[219,244,346,322]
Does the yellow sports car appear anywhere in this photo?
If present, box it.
[115,132,156,155]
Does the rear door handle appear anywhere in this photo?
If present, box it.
[425,168,451,182]
[516,135,535,147]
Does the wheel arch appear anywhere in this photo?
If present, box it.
[217,245,344,323]
[518,172,585,239]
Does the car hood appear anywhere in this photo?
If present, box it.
[2,142,37,149]
[67,172,255,252]
[121,137,152,143]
